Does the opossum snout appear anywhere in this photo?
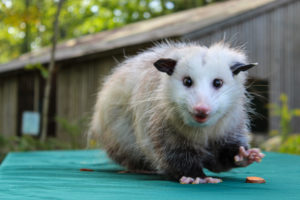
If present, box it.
[192,105,211,123]
[193,105,211,115]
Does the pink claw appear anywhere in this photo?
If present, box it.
[180,176,194,184]
[205,177,222,184]
[234,146,265,167]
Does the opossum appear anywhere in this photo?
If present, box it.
[90,41,265,184]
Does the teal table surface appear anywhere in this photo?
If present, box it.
[0,150,300,200]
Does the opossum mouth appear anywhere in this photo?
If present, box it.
[193,113,208,123]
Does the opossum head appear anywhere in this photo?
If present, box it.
[154,43,257,127]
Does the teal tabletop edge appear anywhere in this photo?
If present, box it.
[0,150,300,200]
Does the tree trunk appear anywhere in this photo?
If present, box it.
[21,0,31,53]
[40,0,65,142]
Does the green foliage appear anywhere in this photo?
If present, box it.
[0,135,71,162]
[268,94,300,141]
[0,116,90,162]
[55,116,88,149]
[263,94,300,155]
[279,135,300,155]
[0,0,225,64]
[0,0,41,62]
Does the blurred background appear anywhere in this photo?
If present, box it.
[0,0,299,161]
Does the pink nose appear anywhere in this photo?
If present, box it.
[193,105,211,115]
[192,105,211,123]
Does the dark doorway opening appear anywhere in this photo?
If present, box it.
[17,71,56,137]
[246,78,269,134]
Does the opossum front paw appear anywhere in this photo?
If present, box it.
[179,176,222,184]
[234,146,265,167]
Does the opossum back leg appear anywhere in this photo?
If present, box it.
[100,116,153,171]
[103,134,154,171]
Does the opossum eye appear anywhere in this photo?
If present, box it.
[213,79,223,89]
[183,76,193,87]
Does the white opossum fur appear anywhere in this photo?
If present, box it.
[90,41,257,181]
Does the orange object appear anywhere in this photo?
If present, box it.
[80,168,94,172]
[246,177,266,183]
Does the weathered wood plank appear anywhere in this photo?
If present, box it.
[0,76,18,137]
[55,57,116,144]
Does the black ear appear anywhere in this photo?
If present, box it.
[153,58,177,76]
[230,62,258,75]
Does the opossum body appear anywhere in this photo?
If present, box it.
[90,41,264,184]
